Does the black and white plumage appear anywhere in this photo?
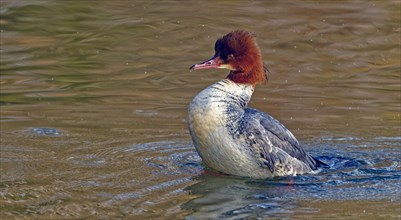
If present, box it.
[188,30,320,178]
[188,79,318,178]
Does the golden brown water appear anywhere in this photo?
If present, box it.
[1,1,400,219]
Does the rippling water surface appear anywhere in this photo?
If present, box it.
[1,0,400,219]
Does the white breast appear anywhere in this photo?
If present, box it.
[188,79,272,178]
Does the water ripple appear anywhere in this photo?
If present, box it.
[31,127,61,136]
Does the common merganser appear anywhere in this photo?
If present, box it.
[188,30,320,179]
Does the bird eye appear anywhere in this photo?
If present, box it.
[228,54,235,60]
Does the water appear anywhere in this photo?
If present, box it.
[1,0,400,219]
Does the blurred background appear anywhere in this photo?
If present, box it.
[1,0,400,219]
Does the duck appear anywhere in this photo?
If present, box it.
[188,30,321,179]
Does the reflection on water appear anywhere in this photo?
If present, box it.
[184,136,400,219]
[1,0,400,219]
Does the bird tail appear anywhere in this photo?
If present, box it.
[313,156,329,169]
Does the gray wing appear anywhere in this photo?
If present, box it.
[242,108,317,174]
